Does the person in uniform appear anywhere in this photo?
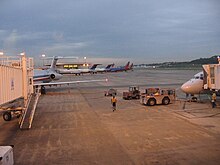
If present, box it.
[212,92,217,108]
[111,95,117,112]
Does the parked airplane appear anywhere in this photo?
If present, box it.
[57,64,99,75]
[33,56,108,94]
[94,64,114,73]
[181,71,204,95]
[58,68,81,75]
[79,64,99,74]
[181,56,220,97]
[109,62,131,72]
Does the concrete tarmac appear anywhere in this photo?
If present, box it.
[1,69,220,165]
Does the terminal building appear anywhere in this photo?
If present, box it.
[44,62,90,69]
[56,62,90,69]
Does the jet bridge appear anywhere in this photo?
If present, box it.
[203,57,220,91]
[0,53,39,129]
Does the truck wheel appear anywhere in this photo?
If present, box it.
[162,97,170,105]
[136,95,140,99]
[148,98,156,106]
[3,111,12,121]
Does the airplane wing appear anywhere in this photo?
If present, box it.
[34,79,108,86]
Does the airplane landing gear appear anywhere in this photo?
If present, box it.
[191,96,198,102]
[41,86,46,94]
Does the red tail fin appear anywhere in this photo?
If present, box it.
[125,61,130,70]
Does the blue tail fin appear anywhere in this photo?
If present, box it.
[105,64,114,69]
[90,64,99,70]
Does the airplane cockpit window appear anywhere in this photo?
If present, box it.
[193,75,203,80]
[200,74,204,80]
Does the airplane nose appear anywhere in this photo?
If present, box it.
[181,82,190,94]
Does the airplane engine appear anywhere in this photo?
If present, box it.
[50,73,63,80]
[50,74,56,79]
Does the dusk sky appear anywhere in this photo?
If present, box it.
[0,0,220,65]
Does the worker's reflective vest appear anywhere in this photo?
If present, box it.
[212,93,216,101]
[111,98,117,103]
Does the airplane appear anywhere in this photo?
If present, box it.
[109,62,131,72]
[181,56,220,97]
[57,64,99,75]
[93,64,114,73]
[33,56,108,94]
[57,68,81,75]
[180,70,220,101]
[180,71,204,95]
[79,64,99,74]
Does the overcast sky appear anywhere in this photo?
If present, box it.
[0,0,220,65]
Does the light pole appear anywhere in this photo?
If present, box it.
[83,56,87,67]
[42,54,46,66]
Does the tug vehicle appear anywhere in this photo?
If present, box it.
[140,88,176,106]
[123,86,140,99]
[104,88,117,96]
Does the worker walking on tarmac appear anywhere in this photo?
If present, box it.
[111,95,117,112]
[211,92,217,108]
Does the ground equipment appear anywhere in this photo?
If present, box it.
[104,88,117,96]
[140,88,176,106]
[123,86,140,99]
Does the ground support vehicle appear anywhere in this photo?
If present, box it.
[104,88,117,96]
[140,88,176,106]
[123,86,140,99]
[0,99,23,121]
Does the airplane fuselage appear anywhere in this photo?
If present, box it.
[33,69,63,83]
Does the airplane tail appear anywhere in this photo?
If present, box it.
[105,64,114,69]
[125,61,130,70]
[90,64,99,70]
[50,56,59,71]
[46,56,78,71]
[129,63,133,70]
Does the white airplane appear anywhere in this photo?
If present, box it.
[181,56,220,96]
[92,64,114,73]
[181,71,204,95]
[57,64,99,75]
[33,56,108,94]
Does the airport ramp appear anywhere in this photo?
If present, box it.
[19,89,40,130]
